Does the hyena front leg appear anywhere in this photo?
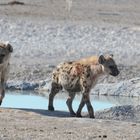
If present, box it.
[0,78,6,105]
[85,95,94,118]
[76,78,94,118]
[76,93,94,118]
[76,79,88,117]
[66,92,76,116]
[0,88,5,105]
[48,82,62,111]
[76,95,85,117]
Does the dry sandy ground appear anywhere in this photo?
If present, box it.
[0,0,140,83]
[0,0,140,140]
[0,108,140,140]
[0,0,140,27]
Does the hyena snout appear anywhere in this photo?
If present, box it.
[109,65,120,76]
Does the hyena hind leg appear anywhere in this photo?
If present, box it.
[48,82,62,111]
[66,92,76,116]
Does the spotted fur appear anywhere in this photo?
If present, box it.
[0,42,13,105]
[48,54,119,118]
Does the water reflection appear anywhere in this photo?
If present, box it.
[1,90,140,112]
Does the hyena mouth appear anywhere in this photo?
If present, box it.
[110,70,120,76]
[0,60,3,64]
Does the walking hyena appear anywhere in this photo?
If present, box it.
[0,42,13,105]
[48,54,119,118]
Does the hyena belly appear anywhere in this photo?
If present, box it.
[59,72,82,92]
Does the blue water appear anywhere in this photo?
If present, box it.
[4,90,139,112]
[1,91,117,112]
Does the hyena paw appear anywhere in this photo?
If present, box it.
[90,115,95,119]
[0,100,2,106]
[70,112,76,117]
[48,106,54,111]
[76,113,82,118]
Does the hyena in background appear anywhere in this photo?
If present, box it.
[48,54,119,118]
[0,42,13,105]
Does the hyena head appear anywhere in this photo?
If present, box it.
[0,42,13,64]
[98,54,119,76]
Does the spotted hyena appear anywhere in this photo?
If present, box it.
[0,42,13,105]
[48,54,119,118]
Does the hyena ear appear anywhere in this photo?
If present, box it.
[6,43,13,53]
[98,55,106,64]
[110,54,113,57]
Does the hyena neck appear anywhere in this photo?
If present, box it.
[90,64,104,80]
[76,56,99,65]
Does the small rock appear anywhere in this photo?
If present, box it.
[8,1,25,5]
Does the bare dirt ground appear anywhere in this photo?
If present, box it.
[0,0,140,27]
[1,107,140,140]
[0,0,140,140]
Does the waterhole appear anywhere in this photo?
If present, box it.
[1,90,140,112]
